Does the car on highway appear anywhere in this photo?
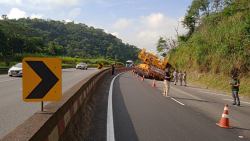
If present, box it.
[76,62,88,70]
[8,63,22,77]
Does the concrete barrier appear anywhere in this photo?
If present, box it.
[1,67,132,141]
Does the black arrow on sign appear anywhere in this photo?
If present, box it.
[98,63,103,69]
[25,61,59,99]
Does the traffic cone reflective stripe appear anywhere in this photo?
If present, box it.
[216,104,233,128]
[152,79,156,87]
[141,75,144,81]
[137,74,139,78]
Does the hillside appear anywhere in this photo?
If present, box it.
[166,0,250,97]
[0,18,141,63]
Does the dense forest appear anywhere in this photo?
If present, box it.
[0,17,141,63]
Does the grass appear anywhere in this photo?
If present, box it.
[168,9,250,98]
[185,71,250,98]
[0,70,8,74]
[0,62,19,68]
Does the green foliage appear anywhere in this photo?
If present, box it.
[156,37,166,52]
[0,53,124,67]
[0,27,10,57]
[0,18,141,63]
[169,0,250,76]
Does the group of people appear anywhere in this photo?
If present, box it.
[162,68,187,98]
[163,68,241,107]
[173,69,187,86]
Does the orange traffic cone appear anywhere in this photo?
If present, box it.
[152,79,156,87]
[137,74,139,78]
[133,71,135,75]
[216,104,233,128]
[141,75,144,81]
[132,70,133,74]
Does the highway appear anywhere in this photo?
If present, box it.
[0,68,100,139]
[88,71,250,141]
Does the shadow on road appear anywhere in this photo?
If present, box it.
[113,75,139,141]
[234,127,250,131]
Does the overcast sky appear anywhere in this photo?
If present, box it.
[0,0,192,53]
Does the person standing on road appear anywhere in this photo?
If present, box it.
[111,62,115,75]
[178,71,183,86]
[229,74,240,106]
[183,71,187,86]
[173,69,178,85]
[163,68,173,98]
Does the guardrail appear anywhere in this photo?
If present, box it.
[0,68,9,71]
[1,67,132,141]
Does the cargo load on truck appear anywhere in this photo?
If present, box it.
[134,48,169,80]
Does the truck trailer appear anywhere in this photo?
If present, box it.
[134,48,170,80]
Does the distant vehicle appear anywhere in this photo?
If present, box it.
[8,63,22,77]
[126,60,134,67]
[76,62,88,70]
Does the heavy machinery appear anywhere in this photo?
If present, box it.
[134,48,170,80]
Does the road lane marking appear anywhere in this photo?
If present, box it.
[0,78,20,83]
[171,86,202,100]
[171,97,185,106]
[20,88,22,90]
[223,99,250,105]
[107,72,124,141]
[74,73,82,75]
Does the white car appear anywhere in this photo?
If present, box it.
[8,63,22,77]
[76,63,88,70]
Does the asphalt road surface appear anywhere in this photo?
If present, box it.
[88,71,250,141]
[0,68,100,139]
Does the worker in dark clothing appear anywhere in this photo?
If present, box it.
[163,68,173,98]
[229,74,240,106]
[111,62,115,75]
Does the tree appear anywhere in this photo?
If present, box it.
[0,27,10,57]
[0,17,141,61]
[24,37,44,53]
[156,37,167,53]
[56,46,64,55]
[1,15,8,20]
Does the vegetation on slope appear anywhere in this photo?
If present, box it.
[157,0,250,97]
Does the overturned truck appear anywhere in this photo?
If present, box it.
[134,48,170,80]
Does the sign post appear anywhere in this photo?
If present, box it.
[98,62,104,70]
[22,58,62,111]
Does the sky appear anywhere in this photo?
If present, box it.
[0,0,193,54]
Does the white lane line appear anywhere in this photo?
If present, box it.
[223,99,250,105]
[107,72,124,141]
[171,97,185,106]
[74,73,82,75]
[0,78,20,83]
